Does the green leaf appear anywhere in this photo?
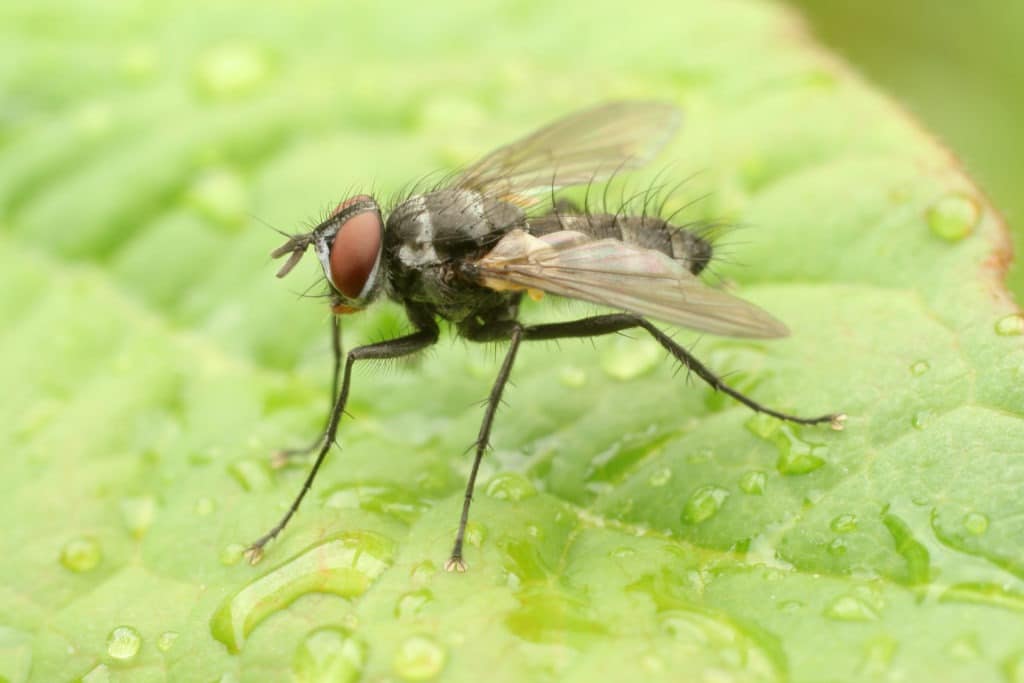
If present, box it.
[2,1,1022,681]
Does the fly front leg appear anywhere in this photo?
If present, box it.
[272,315,343,468]
[245,321,440,564]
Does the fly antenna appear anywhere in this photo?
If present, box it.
[270,233,314,278]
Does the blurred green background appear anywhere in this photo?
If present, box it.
[787,1,1024,297]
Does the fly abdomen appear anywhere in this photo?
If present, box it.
[527,212,713,275]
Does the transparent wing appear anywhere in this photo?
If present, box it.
[453,101,681,203]
[475,230,789,338]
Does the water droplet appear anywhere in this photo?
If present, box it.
[827,538,848,556]
[292,627,367,683]
[746,416,827,475]
[107,625,142,660]
[830,513,858,533]
[321,483,429,523]
[910,360,931,376]
[824,596,878,621]
[395,588,434,618]
[778,600,803,613]
[682,485,729,524]
[229,459,274,492]
[81,664,111,683]
[120,496,157,538]
[195,497,215,516]
[393,635,447,681]
[599,336,661,380]
[926,193,980,242]
[558,366,587,388]
[60,537,101,572]
[911,411,930,430]
[995,314,1024,336]
[211,532,394,653]
[464,522,486,548]
[193,43,273,99]
[738,470,766,495]
[883,513,931,584]
[484,472,536,502]
[220,543,245,566]
[610,546,636,559]
[156,631,178,652]
[647,467,672,487]
[410,560,436,583]
[963,512,989,535]
[186,168,248,231]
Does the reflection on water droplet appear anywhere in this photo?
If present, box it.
[292,627,367,683]
[963,512,989,535]
[599,337,661,380]
[120,496,157,538]
[220,543,245,566]
[107,625,142,660]
[647,467,672,487]
[558,366,587,388]
[830,513,858,533]
[81,664,111,683]
[195,497,215,516]
[910,360,931,376]
[995,314,1024,336]
[926,193,980,242]
[393,635,446,681]
[484,472,537,502]
[229,459,274,492]
[395,588,434,618]
[210,532,394,653]
[60,537,101,572]
[824,596,878,621]
[738,470,766,495]
[682,485,729,524]
[156,631,178,652]
[827,538,848,556]
[187,168,248,231]
[194,43,273,99]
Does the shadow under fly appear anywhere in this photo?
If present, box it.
[246,100,845,572]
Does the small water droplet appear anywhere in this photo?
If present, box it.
[682,485,729,524]
[395,588,434,618]
[911,412,929,430]
[926,193,980,242]
[610,546,636,559]
[910,360,931,376]
[995,314,1024,336]
[410,560,436,583]
[464,522,486,548]
[292,627,367,683]
[195,497,215,516]
[229,459,274,492]
[558,366,587,388]
[220,543,245,566]
[120,496,157,538]
[599,337,661,380]
[484,472,536,502]
[393,635,447,681]
[778,600,803,613]
[81,664,111,683]
[830,513,858,533]
[738,470,766,495]
[107,625,142,660]
[193,43,273,99]
[156,631,178,652]
[824,596,878,621]
[827,538,848,556]
[963,512,989,535]
[647,467,672,487]
[186,167,248,231]
[60,537,101,572]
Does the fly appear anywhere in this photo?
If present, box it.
[246,101,846,571]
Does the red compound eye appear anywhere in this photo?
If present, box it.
[328,198,382,301]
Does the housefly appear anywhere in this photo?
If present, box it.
[246,101,845,571]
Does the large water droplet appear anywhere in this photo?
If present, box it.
[682,485,729,524]
[393,635,447,681]
[830,513,858,533]
[883,513,931,584]
[120,496,157,538]
[484,472,537,501]
[229,459,274,492]
[395,588,434,618]
[824,596,878,621]
[963,512,989,535]
[292,627,367,683]
[220,543,245,566]
[156,631,178,652]
[599,337,661,380]
[211,532,394,653]
[910,360,930,376]
[107,625,142,660]
[738,470,766,495]
[995,314,1024,336]
[745,416,827,475]
[321,483,429,524]
[60,537,101,572]
[926,193,980,242]
[193,43,273,99]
